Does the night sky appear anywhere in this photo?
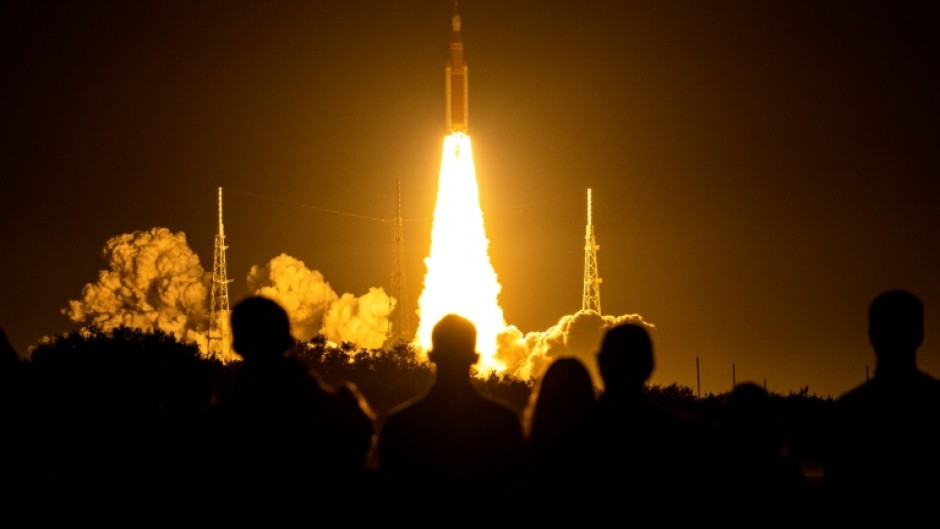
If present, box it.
[3,1,938,398]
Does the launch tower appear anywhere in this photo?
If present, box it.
[208,187,233,359]
[582,188,602,314]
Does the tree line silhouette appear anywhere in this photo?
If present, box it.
[16,324,840,413]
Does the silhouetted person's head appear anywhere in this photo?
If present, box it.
[428,313,479,379]
[868,289,924,374]
[538,357,595,405]
[231,296,295,364]
[719,382,783,457]
[597,322,654,396]
[526,357,595,437]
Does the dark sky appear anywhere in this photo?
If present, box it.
[3,0,938,397]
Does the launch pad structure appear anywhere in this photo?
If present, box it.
[388,177,411,345]
[208,187,233,359]
[582,188,602,314]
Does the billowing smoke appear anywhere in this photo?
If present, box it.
[63,227,211,350]
[494,310,654,388]
[247,254,339,342]
[322,288,395,350]
[247,253,393,350]
[64,231,394,357]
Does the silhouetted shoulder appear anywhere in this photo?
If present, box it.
[839,370,940,405]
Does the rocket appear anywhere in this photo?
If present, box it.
[445,3,468,132]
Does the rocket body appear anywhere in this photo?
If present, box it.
[445,9,468,132]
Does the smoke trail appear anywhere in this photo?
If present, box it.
[62,227,210,348]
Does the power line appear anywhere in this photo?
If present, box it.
[225,186,414,223]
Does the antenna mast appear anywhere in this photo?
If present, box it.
[582,188,602,314]
[208,187,233,359]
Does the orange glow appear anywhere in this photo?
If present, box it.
[414,132,507,375]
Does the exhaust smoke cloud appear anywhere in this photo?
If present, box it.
[248,253,392,350]
[62,227,211,349]
[64,229,394,355]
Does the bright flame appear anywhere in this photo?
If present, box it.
[415,132,507,375]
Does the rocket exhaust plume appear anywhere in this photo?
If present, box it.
[415,133,507,374]
[414,5,506,374]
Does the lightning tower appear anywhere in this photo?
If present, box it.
[582,188,602,314]
[208,186,233,359]
[389,177,411,345]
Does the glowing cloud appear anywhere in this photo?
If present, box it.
[495,310,655,389]
[65,234,395,358]
[63,227,210,348]
[322,287,394,350]
[247,253,393,350]
[247,253,339,342]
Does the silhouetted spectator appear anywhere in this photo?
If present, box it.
[824,289,940,520]
[206,296,374,519]
[521,356,598,513]
[0,326,25,435]
[0,327,37,518]
[376,313,525,516]
[704,382,811,520]
[592,322,706,515]
[151,345,216,519]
